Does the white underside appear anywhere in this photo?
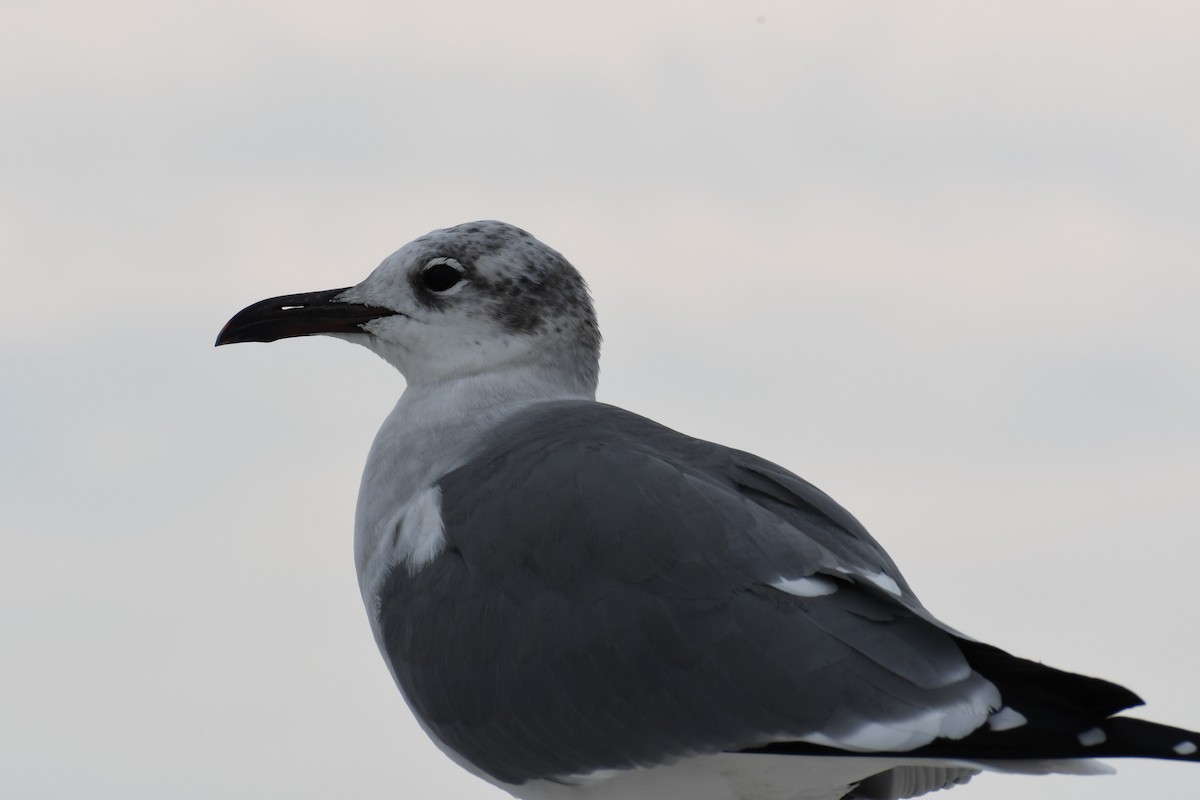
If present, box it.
[509,754,916,800]
[498,752,1115,800]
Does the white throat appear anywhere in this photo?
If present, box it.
[353,364,595,620]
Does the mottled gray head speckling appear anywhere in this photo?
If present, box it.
[352,219,600,393]
[410,222,595,329]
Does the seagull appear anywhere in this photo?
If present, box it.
[216,220,1199,800]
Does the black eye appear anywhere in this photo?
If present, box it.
[421,258,465,293]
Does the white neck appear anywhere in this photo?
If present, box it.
[380,367,596,472]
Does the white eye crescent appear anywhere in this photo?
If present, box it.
[420,257,468,295]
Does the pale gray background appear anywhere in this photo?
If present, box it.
[3,2,1198,798]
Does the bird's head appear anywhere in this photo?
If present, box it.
[216,221,601,395]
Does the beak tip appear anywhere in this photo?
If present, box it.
[214,321,248,347]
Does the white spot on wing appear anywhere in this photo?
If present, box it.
[833,567,903,597]
[987,706,1028,732]
[772,575,838,598]
[1174,740,1197,756]
[364,484,447,586]
[862,571,902,596]
[397,485,447,572]
[1078,727,1107,747]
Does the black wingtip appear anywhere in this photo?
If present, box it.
[955,638,1145,717]
[744,640,1200,766]
[1094,717,1200,762]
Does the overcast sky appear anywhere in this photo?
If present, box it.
[3,2,1198,799]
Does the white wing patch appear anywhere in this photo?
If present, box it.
[772,576,839,598]
[859,570,903,597]
[987,706,1028,732]
[771,569,904,600]
[1174,740,1197,756]
[394,485,447,573]
[798,713,952,753]
[799,679,1000,752]
[834,566,903,597]
[1077,727,1107,747]
[363,485,446,590]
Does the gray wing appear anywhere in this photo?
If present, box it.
[376,401,998,785]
